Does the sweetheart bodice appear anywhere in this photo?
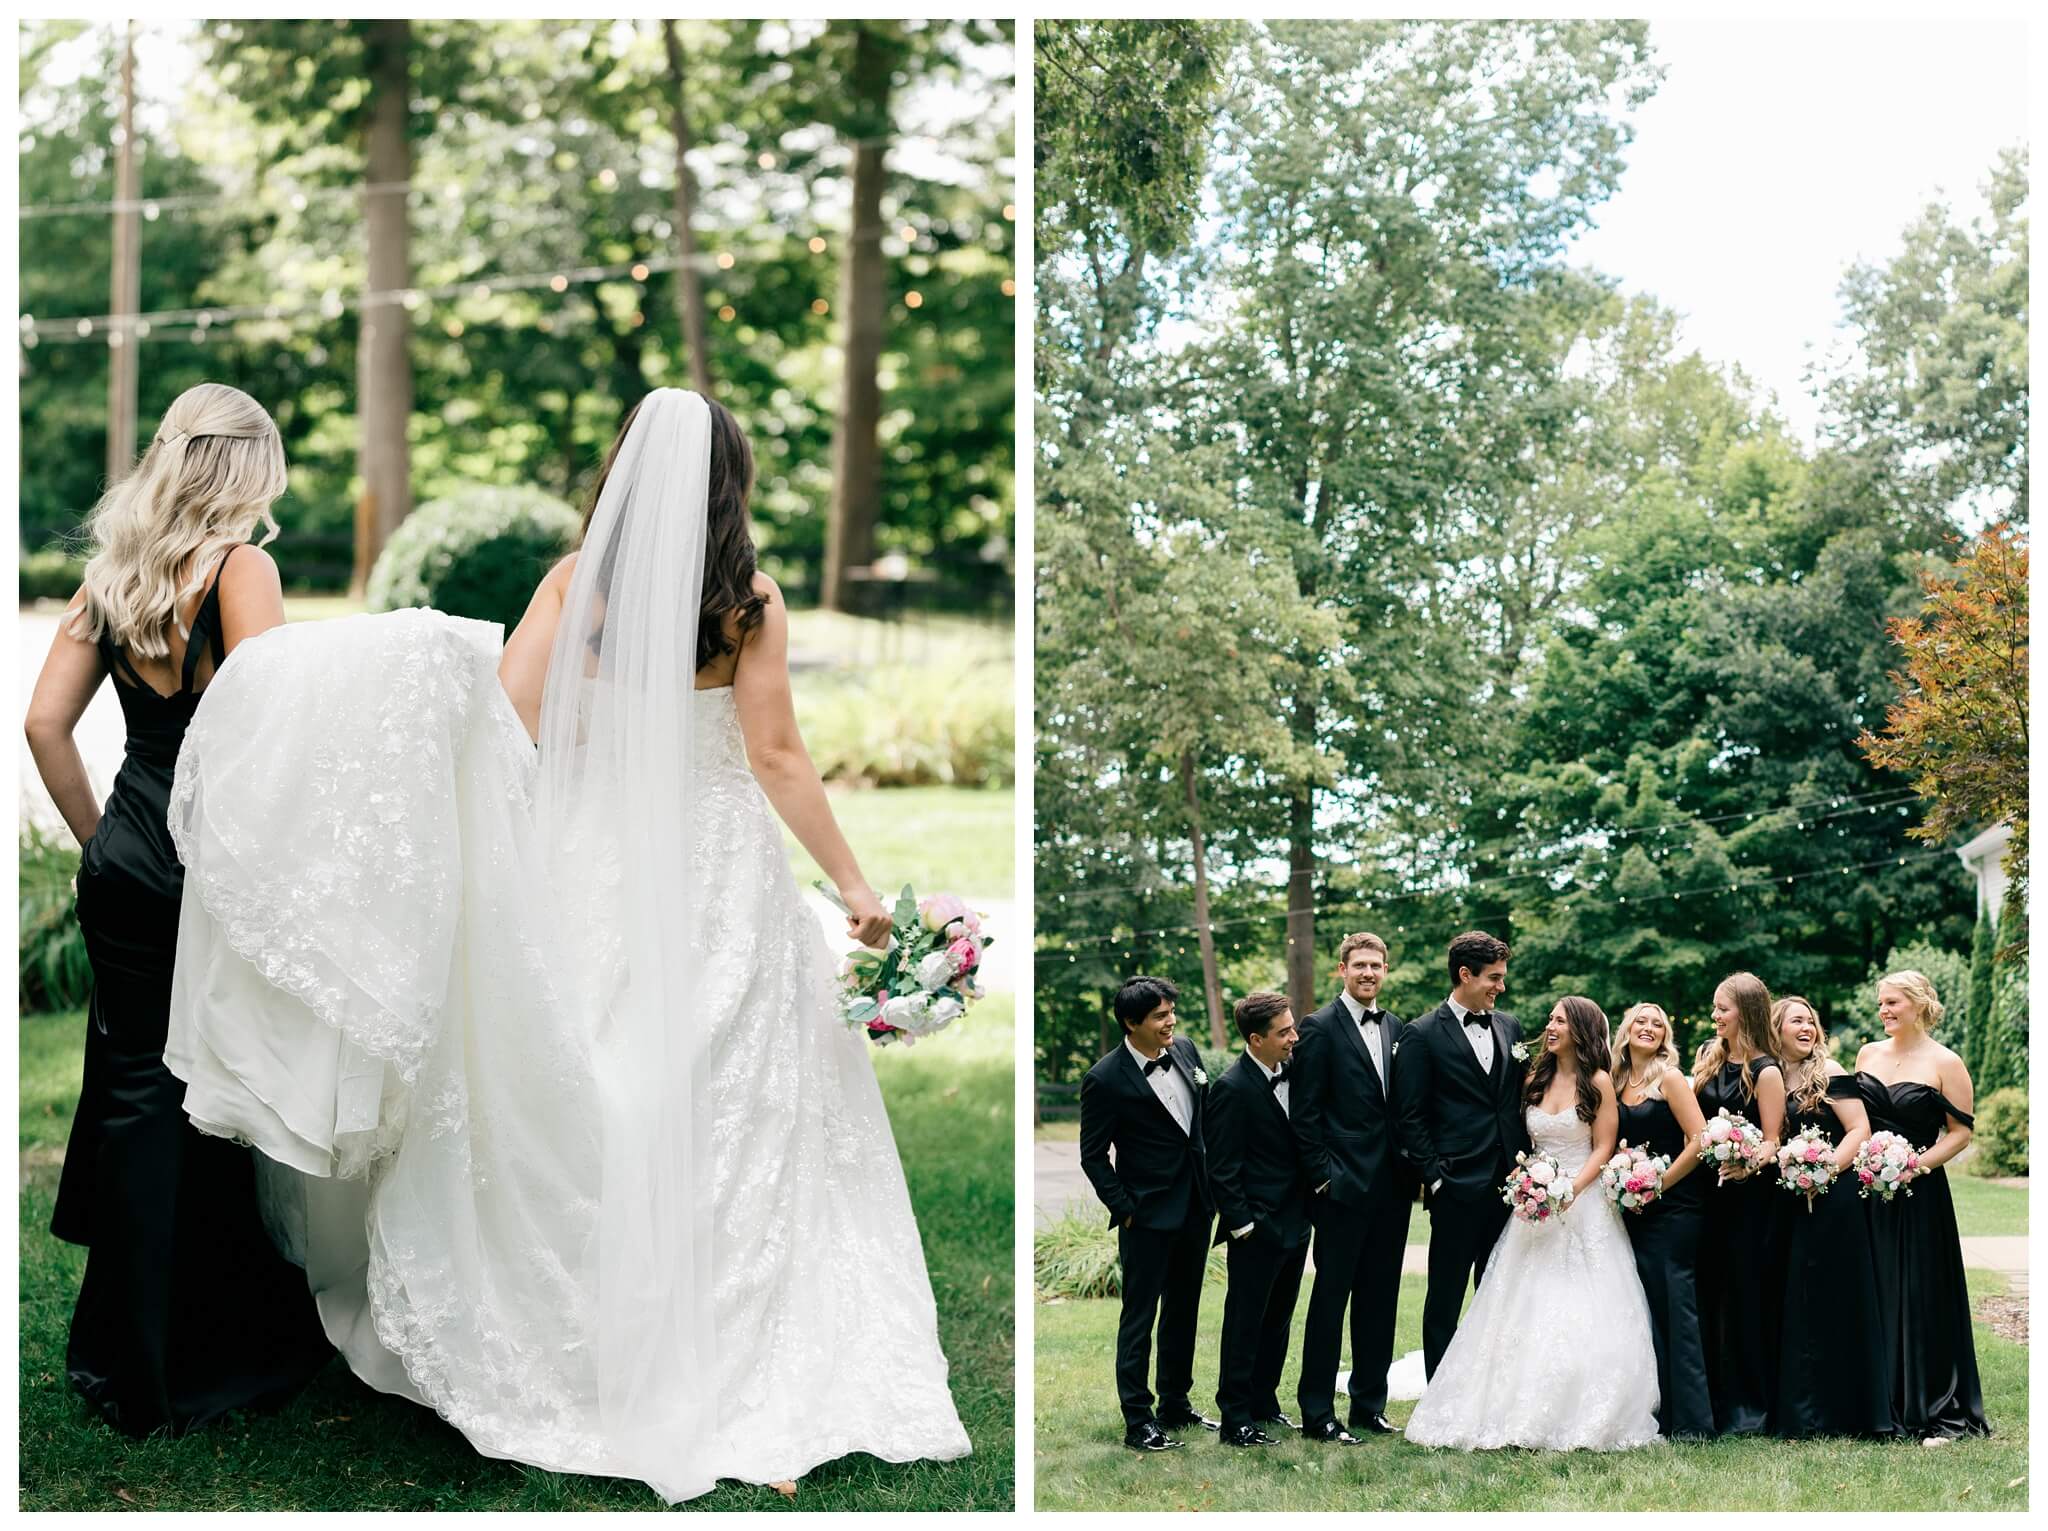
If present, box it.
[1526,1104,1594,1172]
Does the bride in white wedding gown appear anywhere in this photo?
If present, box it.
[164,390,969,1500]
[1403,996,1660,1452]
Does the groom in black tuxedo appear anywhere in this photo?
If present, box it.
[1392,931,1529,1379]
[1204,992,1310,1448]
[1290,931,1415,1443]
[1078,975,1217,1451]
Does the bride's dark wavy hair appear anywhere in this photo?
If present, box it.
[581,394,768,672]
[1522,995,1611,1123]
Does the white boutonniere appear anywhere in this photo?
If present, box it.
[1191,1067,1209,1087]
[1510,1041,1530,1063]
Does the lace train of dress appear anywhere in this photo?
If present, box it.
[166,610,969,1499]
[1404,1107,1661,1451]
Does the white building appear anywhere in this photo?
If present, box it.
[1954,822,2013,919]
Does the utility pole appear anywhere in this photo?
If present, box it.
[106,19,140,483]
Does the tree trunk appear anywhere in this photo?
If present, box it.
[351,18,414,595]
[660,20,714,397]
[822,21,891,612]
[1180,747,1227,1050]
[105,20,139,483]
[1286,696,1318,1015]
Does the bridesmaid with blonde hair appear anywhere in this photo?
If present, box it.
[25,382,331,1434]
[1690,971,1785,1435]
[1768,995,1893,1437]
[1854,971,1990,1438]
[1611,1002,1713,1438]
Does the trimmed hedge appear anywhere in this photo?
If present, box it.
[366,485,580,635]
[1973,1087,2028,1177]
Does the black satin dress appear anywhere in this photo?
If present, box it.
[1694,1057,1783,1436]
[1616,1090,1713,1439]
[1854,1073,1991,1438]
[1769,1075,1895,1437]
[50,554,331,1436]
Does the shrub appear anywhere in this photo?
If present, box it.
[796,660,1014,787]
[20,824,91,1014]
[1033,1208,1226,1300]
[20,546,85,603]
[1972,1087,2028,1177]
[366,485,580,635]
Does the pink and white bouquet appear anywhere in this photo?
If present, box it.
[1852,1130,1925,1203]
[1598,1141,1670,1214]
[1502,1150,1574,1223]
[824,884,993,1047]
[1774,1125,1838,1209]
[1698,1108,1770,1181]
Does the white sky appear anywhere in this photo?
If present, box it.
[1568,16,2029,442]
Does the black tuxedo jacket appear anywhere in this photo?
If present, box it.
[1392,1001,1531,1200]
[1078,1034,1212,1231]
[1203,1053,1310,1250]
[1290,993,1417,1211]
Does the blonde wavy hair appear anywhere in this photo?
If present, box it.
[1771,995,1830,1116]
[1878,969,1946,1031]
[1691,971,1776,1101]
[1611,1002,1681,1100]
[68,382,285,658]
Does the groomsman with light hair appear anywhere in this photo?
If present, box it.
[1290,931,1416,1443]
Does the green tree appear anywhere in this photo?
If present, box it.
[1965,904,1996,1078]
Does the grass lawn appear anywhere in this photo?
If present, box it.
[19,997,1014,1511]
[1950,1174,2031,1236]
[1033,1262,2027,1511]
[783,786,1014,907]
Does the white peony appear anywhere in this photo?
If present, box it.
[1528,1160,1555,1185]
[882,993,931,1029]
[1706,1116,1732,1143]
[928,995,964,1025]
[916,950,958,989]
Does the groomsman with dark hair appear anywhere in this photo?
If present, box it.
[1078,975,1218,1451]
[1205,991,1311,1448]
[1290,931,1415,1443]
[1393,929,1528,1379]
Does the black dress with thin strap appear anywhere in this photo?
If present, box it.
[51,551,332,1436]
[1694,1057,1783,1436]
[1854,1072,1991,1438]
[1768,1074,1895,1437]
[1616,1089,1713,1438]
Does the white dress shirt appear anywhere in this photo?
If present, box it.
[1125,1037,1193,1135]
[1446,994,1495,1075]
[1339,990,1387,1082]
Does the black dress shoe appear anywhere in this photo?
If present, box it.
[1221,1423,1278,1447]
[1261,1410,1299,1431]
[1305,1419,1363,1445]
[1124,1420,1182,1452]
[1157,1407,1220,1433]
[1351,1412,1400,1435]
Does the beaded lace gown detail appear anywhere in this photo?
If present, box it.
[1404,1105,1662,1451]
[167,611,968,1499]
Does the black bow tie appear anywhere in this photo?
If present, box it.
[1267,1065,1291,1090]
[1143,1055,1173,1076]
[1356,1008,1382,1026]
[1463,1012,1491,1030]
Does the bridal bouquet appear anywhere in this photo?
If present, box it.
[1852,1130,1925,1203]
[1773,1125,1838,1209]
[1597,1141,1669,1214]
[1502,1150,1573,1223]
[824,884,992,1047]
[1698,1108,1769,1181]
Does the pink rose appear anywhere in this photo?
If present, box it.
[947,936,980,972]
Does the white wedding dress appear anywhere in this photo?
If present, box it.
[164,487,970,1493]
[1403,1105,1661,1451]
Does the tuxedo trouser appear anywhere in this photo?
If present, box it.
[1217,1233,1308,1433]
[1421,1186,1509,1378]
[1297,1186,1413,1424]
[1116,1208,1213,1426]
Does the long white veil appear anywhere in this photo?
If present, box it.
[535,388,715,1496]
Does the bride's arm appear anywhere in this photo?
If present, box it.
[24,591,107,845]
[1573,1071,1619,1201]
[732,575,890,945]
